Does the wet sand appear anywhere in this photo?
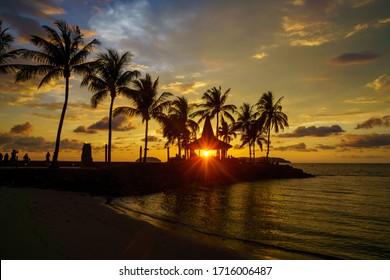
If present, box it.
[0,187,245,260]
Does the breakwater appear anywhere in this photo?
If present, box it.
[0,158,313,196]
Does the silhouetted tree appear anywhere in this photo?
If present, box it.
[81,49,139,164]
[163,96,199,157]
[234,103,258,161]
[218,116,237,144]
[239,121,266,161]
[257,91,288,160]
[0,20,21,75]
[114,74,172,163]
[191,86,236,138]
[16,20,100,166]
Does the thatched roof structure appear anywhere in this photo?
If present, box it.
[186,116,232,150]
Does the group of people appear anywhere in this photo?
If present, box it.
[0,150,24,162]
[0,151,51,165]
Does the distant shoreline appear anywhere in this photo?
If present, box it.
[0,158,313,196]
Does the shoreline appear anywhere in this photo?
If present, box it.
[0,186,246,260]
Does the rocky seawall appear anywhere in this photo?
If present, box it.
[0,159,313,196]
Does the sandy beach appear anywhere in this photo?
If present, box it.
[0,186,245,260]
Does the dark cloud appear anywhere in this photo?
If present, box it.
[32,113,60,120]
[73,126,97,134]
[88,115,136,131]
[355,116,390,129]
[10,122,33,135]
[0,0,65,41]
[12,135,51,150]
[274,142,317,152]
[23,102,91,111]
[1,121,85,152]
[329,51,382,65]
[60,139,85,150]
[0,132,84,152]
[140,136,162,142]
[279,125,345,137]
[316,144,336,150]
[339,134,390,148]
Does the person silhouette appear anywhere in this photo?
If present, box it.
[45,152,51,166]
[0,153,3,161]
[10,149,18,162]
[23,153,30,163]
[4,153,9,163]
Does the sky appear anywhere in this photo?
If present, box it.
[0,0,389,163]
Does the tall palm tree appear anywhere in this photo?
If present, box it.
[257,91,289,160]
[81,49,139,164]
[114,74,172,163]
[239,121,266,161]
[234,103,258,161]
[163,96,199,157]
[0,20,21,75]
[16,20,100,166]
[191,86,236,138]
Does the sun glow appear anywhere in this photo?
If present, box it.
[203,150,210,157]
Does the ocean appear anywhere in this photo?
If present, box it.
[113,163,390,259]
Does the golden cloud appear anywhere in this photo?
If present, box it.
[41,5,65,15]
[81,29,97,39]
[161,81,206,94]
[366,75,390,91]
[345,23,369,38]
[282,16,335,47]
[253,52,267,59]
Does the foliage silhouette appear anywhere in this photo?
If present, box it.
[81,49,140,164]
[163,96,199,157]
[114,74,172,163]
[0,19,21,75]
[257,91,288,160]
[190,86,236,139]
[16,20,100,166]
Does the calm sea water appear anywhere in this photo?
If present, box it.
[114,163,390,259]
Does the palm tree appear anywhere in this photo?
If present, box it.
[234,103,258,161]
[114,74,172,163]
[0,20,21,75]
[191,86,236,138]
[218,117,237,144]
[163,96,199,157]
[239,121,266,161]
[81,49,139,164]
[256,91,289,160]
[218,117,237,158]
[16,20,100,166]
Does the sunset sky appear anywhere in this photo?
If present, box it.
[1,0,389,163]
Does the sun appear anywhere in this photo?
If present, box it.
[203,150,210,157]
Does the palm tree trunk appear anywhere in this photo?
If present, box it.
[266,125,271,161]
[143,119,149,163]
[216,113,219,139]
[253,142,256,161]
[178,138,182,157]
[108,96,115,165]
[249,145,252,162]
[52,76,69,166]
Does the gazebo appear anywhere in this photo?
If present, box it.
[185,116,232,158]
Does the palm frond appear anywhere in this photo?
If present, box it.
[16,64,56,82]
[91,90,109,108]
[38,69,63,88]
[113,106,139,118]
